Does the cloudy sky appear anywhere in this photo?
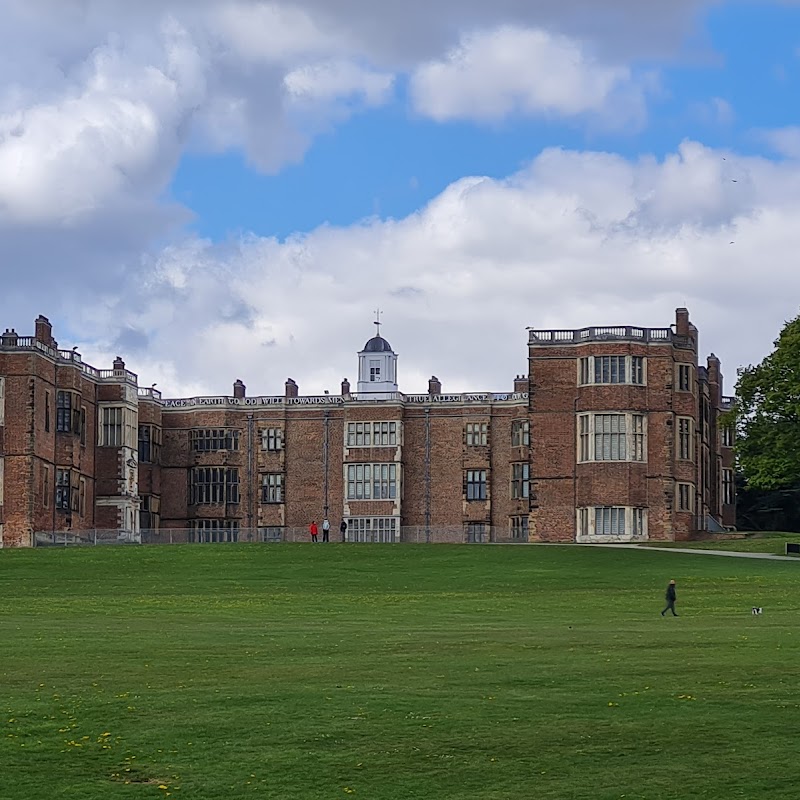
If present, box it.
[2,0,800,398]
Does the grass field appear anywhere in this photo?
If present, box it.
[2,544,800,800]
[644,532,800,556]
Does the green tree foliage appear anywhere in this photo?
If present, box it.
[733,314,800,490]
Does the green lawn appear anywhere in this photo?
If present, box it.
[645,532,800,556]
[2,544,800,800]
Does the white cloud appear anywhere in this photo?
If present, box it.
[284,60,394,107]
[211,1,348,65]
[2,0,792,404]
[0,2,398,222]
[410,26,648,126]
[0,0,711,227]
[61,141,800,400]
[0,17,204,224]
[759,126,800,159]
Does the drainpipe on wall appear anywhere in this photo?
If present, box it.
[247,414,254,532]
[323,410,330,518]
[573,393,578,543]
[424,407,431,543]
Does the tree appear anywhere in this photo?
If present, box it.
[733,313,800,491]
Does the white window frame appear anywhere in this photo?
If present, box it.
[511,420,530,447]
[577,413,647,463]
[346,463,398,500]
[577,507,648,542]
[78,478,86,517]
[191,520,240,543]
[372,422,397,446]
[369,360,381,382]
[466,422,488,447]
[578,355,646,386]
[261,428,283,452]
[346,517,398,543]
[56,390,80,435]
[261,473,284,504]
[190,467,240,505]
[347,422,371,447]
[721,425,734,448]
[98,406,137,448]
[347,422,399,448]
[677,482,694,512]
[42,465,50,509]
[722,469,735,506]
[138,424,161,464]
[466,469,487,501]
[192,429,240,452]
[259,526,284,542]
[465,523,488,543]
[56,468,71,510]
[632,508,646,538]
[510,516,529,541]
[99,407,122,447]
[511,463,530,499]
[677,417,694,461]
[677,364,693,393]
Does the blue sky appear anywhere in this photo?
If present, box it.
[3,0,800,396]
[171,2,800,242]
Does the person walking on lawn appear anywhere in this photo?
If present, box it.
[662,579,678,616]
[322,518,330,542]
[309,521,319,543]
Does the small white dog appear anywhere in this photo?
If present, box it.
[751,607,763,615]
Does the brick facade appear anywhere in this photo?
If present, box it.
[0,309,734,547]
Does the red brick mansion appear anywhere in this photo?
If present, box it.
[0,309,735,547]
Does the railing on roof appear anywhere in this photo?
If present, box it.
[56,349,100,378]
[98,368,138,384]
[138,387,162,400]
[529,326,674,345]
[80,363,101,379]
[0,335,59,358]
[58,349,83,363]
[721,395,735,409]
[1,337,135,382]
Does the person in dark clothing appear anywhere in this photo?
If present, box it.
[661,579,678,616]
[340,519,348,543]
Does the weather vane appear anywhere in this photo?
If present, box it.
[374,308,383,337]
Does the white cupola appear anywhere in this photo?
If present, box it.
[357,324,398,399]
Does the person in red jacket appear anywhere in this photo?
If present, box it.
[309,521,319,543]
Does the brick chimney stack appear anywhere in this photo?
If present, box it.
[514,374,528,393]
[675,308,690,337]
[34,315,54,347]
[675,307,698,350]
[285,378,299,399]
[233,380,246,399]
[707,354,721,404]
[341,378,351,397]
[428,376,441,396]
[113,356,126,371]
[1,328,18,347]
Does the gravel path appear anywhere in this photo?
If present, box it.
[596,544,799,562]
